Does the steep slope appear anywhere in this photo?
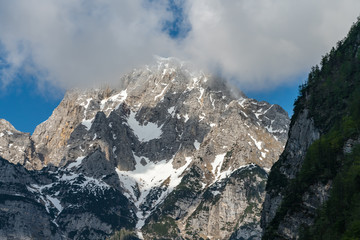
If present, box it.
[142,164,268,240]
[0,58,289,239]
[0,119,43,169]
[0,153,137,239]
[0,156,64,239]
[261,19,360,239]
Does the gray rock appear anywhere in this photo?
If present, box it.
[261,109,320,233]
[261,108,336,239]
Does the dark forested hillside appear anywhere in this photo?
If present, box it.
[262,18,360,240]
[294,18,360,134]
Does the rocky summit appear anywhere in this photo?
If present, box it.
[0,57,289,239]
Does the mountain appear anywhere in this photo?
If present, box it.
[0,57,289,239]
[261,19,360,239]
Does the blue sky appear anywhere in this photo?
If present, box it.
[0,79,63,133]
[0,1,359,133]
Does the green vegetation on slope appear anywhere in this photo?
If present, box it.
[108,228,139,240]
[264,18,360,239]
[293,18,360,132]
[300,145,360,240]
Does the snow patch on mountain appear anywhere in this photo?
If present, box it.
[194,140,201,150]
[168,106,176,118]
[46,195,63,213]
[116,153,192,229]
[248,133,263,150]
[80,98,94,130]
[154,84,169,101]
[101,89,128,111]
[198,87,205,104]
[66,156,85,170]
[211,153,227,180]
[27,184,63,216]
[127,111,163,142]
[82,119,94,131]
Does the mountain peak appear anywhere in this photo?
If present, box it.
[0,60,289,239]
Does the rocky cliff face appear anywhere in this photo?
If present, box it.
[0,155,136,240]
[149,165,268,240]
[0,119,44,169]
[260,109,324,239]
[261,110,320,229]
[0,57,289,239]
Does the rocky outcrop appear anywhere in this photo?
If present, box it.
[0,57,290,239]
[0,157,64,239]
[261,109,320,230]
[185,165,267,240]
[0,154,137,240]
[142,165,267,240]
[0,119,43,169]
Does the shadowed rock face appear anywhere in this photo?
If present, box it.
[0,58,289,239]
[260,109,321,239]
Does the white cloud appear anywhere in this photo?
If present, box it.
[181,0,360,90]
[0,0,176,89]
[0,0,359,91]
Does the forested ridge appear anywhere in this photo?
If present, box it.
[264,18,360,240]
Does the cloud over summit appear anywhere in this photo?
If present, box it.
[0,0,359,91]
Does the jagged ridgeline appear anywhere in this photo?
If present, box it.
[262,18,360,239]
[0,58,289,239]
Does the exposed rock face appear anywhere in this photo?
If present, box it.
[0,157,64,239]
[31,91,87,168]
[0,119,43,169]
[141,164,267,240]
[0,154,136,240]
[260,109,334,240]
[185,165,267,240]
[0,58,289,239]
[261,110,320,229]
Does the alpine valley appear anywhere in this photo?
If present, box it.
[0,57,290,240]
